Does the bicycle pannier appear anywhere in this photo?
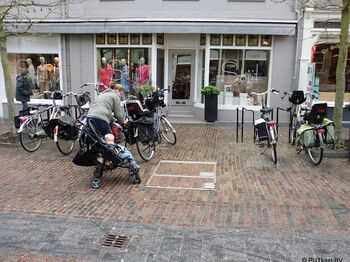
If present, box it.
[322,118,335,144]
[137,116,154,142]
[255,118,269,142]
[298,124,315,148]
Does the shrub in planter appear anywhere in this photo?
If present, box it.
[201,85,220,122]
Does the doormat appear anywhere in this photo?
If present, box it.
[146,160,216,191]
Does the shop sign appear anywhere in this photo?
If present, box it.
[245,50,267,61]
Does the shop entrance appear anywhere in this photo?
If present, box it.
[168,49,195,116]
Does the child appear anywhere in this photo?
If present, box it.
[104,134,139,170]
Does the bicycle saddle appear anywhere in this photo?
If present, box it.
[260,107,273,114]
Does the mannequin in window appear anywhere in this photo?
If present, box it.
[120,59,130,98]
[50,57,60,91]
[26,58,36,89]
[99,57,114,89]
[37,56,49,93]
[136,57,151,88]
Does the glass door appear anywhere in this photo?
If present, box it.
[168,49,195,116]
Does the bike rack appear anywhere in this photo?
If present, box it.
[276,107,292,143]
[241,107,256,142]
[236,107,239,143]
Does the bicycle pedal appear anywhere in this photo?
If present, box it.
[296,148,302,154]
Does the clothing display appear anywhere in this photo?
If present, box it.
[37,64,49,92]
[121,64,130,93]
[136,65,151,88]
[50,64,60,91]
[27,63,36,89]
[99,64,114,87]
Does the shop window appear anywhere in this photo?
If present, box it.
[248,35,259,46]
[200,34,206,46]
[97,48,152,92]
[209,49,269,106]
[315,43,350,94]
[235,35,246,46]
[210,34,221,46]
[96,34,106,45]
[261,35,272,47]
[223,34,234,46]
[8,53,60,100]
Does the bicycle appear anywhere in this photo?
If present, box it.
[80,82,109,95]
[142,88,176,145]
[296,102,333,165]
[281,90,308,145]
[247,88,280,164]
[18,91,77,155]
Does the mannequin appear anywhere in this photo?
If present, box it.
[136,57,151,88]
[50,57,60,91]
[120,59,130,97]
[37,56,49,92]
[26,58,36,89]
[99,57,114,87]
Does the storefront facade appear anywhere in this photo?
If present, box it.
[1,0,298,121]
[298,7,350,108]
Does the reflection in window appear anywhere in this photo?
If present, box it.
[209,49,270,105]
[315,43,350,93]
[8,53,60,99]
[96,48,152,92]
[171,55,191,100]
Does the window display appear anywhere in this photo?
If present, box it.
[8,53,60,99]
[97,48,152,93]
[209,49,270,106]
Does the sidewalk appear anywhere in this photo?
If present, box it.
[0,119,349,261]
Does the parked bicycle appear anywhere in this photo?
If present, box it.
[142,88,176,145]
[248,88,280,164]
[296,102,335,165]
[18,90,86,155]
[281,90,310,145]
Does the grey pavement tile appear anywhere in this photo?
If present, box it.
[246,239,270,262]
[157,226,182,238]
[180,237,202,260]
[201,242,224,261]
[136,236,162,254]
[158,237,183,258]
[99,250,149,262]
[146,253,169,262]
[266,243,292,262]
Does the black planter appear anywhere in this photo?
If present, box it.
[204,94,218,122]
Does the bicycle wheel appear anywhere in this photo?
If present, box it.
[269,143,277,164]
[55,125,76,155]
[290,115,299,145]
[136,140,155,161]
[307,146,323,165]
[20,118,43,152]
[160,116,176,145]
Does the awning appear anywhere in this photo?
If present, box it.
[9,20,296,36]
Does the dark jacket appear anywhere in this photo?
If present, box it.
[15,75,32,102]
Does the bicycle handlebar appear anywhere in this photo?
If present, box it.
[247,88,280,98]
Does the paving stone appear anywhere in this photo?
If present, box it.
[158,237,183,258]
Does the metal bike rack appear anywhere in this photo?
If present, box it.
[241,107,256,142]
[276,107,292,143]
[236,107,239,143]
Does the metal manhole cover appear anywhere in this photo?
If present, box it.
[101,233,129,249]
[146,160,216,191]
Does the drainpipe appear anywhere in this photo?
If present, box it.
[293,0,304,91]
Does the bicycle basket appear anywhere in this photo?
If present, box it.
[53,91,63,100]
[289,90,306,105]
[75,93,91,107]
[304,103,327,124]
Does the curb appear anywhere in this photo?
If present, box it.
[324,151,349,158]
[0,142,20,148]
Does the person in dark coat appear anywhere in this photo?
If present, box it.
[15,69,32,110]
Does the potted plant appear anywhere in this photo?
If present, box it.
[137,84,154,103]
[201,85,220,122]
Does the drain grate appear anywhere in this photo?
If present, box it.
[101,233,129,249]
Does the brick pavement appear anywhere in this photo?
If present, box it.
[0,122,349,261]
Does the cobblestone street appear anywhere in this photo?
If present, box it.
[0,122,349,261]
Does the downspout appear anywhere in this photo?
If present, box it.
[292,0,304,90]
